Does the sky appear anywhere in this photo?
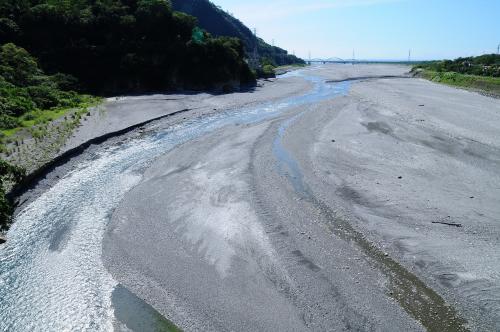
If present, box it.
[210,0,500,61]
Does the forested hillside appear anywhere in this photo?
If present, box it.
[0,0,255,94]
[171,0,305,67]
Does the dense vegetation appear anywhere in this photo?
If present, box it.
[0,43,92,132]
[0,0,255,94]
[414,54,500,77]
[171,0,305,68]
[413,54,500,97]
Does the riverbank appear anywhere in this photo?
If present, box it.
[412,69,500,98]
[62,78,310,153]
[274,64,308,75]
[1,98,102,173]
[2,78,305,175]
[3,75,312,231]
[0,71,313,331]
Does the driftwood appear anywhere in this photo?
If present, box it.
[431,221,462,227]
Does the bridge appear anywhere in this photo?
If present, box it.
[307,57,355,64]
[307,57,419,65]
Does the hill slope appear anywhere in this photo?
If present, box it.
[0,0,255,94]
[171,0,305,66]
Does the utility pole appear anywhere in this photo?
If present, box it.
[408,49,411,62]
[352,49,356,65]
[250,28,260,69]
[497,43,500,55]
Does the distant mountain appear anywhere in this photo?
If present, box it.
[171,0,305,67]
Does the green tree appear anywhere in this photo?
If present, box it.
[0,43,41,87]
[0,0,255,93]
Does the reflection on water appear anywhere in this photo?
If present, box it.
[112,285,180,332]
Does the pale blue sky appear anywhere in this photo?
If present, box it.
[211,0,500,60]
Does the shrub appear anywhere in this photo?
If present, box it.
[27,85,61,109]
[0,114,20,129]
[0,93,36,116]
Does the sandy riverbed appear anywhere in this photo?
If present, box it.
[62,77,312,152]
[105,64,500,331]
[4,64,499,332]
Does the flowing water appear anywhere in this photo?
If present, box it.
[0,71,350,331]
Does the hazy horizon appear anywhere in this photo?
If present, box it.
[211,0,500,61]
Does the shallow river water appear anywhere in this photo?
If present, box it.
[0,71,350,331]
